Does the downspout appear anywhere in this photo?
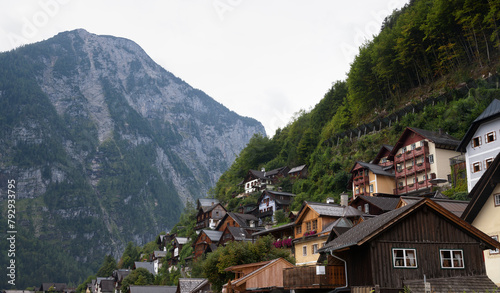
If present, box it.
[330,250,348,290]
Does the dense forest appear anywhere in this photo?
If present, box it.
[212,0,500,209]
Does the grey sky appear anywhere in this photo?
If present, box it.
[0,0,409,136]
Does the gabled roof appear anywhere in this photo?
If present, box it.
[177,278,207,293]
[351,195,400,212]
[457,99,500,152]
[201,229,223,242]
[113,269,131,281]
[296,202,364,224]
[174,237,190,245]
[462,152,500,223]
[320,198,499,253]
[224,258,294,288]
[226,212,259,228]
[197,198,220,209]
[99,280,115,293]
[350,161,395,177]
[130,285,177,293]
[153,251,167,258]
[134,262,155,275]
[225,226,253,241]
[289,164,307,174]
[389,127,460,158]
[258,190,296,206]
[40,283,67,292]
[398,196,469,217]
[372,144,394,164]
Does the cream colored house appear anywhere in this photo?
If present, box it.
[388,127,461,195]
[293,201,363,266]
[462,153,500,286]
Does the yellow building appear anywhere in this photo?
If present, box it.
[462,154,500,286]
[350,161,395,198]
[293,201,363,266]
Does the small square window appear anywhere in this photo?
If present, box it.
[495,194,500,207]
[472,136,482,148]
[440,249,464,269]
[486,131,496,143]
[473,162,482,173]
[490,236,499,255]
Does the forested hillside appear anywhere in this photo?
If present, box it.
[213,0,500,208]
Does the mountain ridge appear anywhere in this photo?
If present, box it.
[0,28,264,287]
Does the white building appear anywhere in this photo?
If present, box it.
[456,99,500,192]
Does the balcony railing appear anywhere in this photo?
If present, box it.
[283,265,346,290]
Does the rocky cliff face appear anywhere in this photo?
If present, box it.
[0,29,264,286]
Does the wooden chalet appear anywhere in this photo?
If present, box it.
[288,164,308,179]
[252,222,295,251]
[219,226,253,246]
[349,195,400,215]
[168,237,190,266]
[462,152,500,286]
[216,212,260,232]
[192,229,223,260]
[319,198,500,293]
[372,144,394,167]
[256,190,296,223]
[195,199,226,231]
[223,258,295,293]
[241,167,290,194]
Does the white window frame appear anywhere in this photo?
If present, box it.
[392,248,417,268]
[486,131,496,143]
[440,249,464,269]
[312,244,319,254]
[472,136,482,148]
[472,162,482,173]
[495,194,500,207]
[490,236,499,255]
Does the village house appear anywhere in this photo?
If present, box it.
[176,278,209,293]
[151,251,167,275]
[219,226,253,246]
[129,285,176,293]
[318,198,500,293]
[192,229,223,260]
[256,190,296,223]
[293,199,364,266]
[251,222,295,253]
[288,164,308,179]
[112,269,131,293]
[349,161,395,198]
[462,153,500,286]
[168,236,190,266]
[372,144,394,167]
[241,167,289,194]
[223,258,295,293]
[456,99,500,192]
[195,199,226,231]
[388,127,461,195]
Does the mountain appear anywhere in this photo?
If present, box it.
[0,29,264,287]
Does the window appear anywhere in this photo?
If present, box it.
[306,222,312,231]
[369,184,374,193]
[296,226,302,235]
[392,248,417,268]
[472,136,482,148]
[440,250,464,269]
[490,236,499,255]
[495,194,500,207]
[411,144,416,150]
[486,131,496,143]
[302,246,307,256]
[364,203,370,214]
[473,162,482,173]
[312,244,319,254]
[429,154,434,164]
[486,158,493,169]
[402,147,407,153]
[312,220,318,230]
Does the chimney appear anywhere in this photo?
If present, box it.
[326,197,335,204]
[340,193,349,207]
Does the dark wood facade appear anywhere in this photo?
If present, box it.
[321,199,499,292]
[283,265,346,290]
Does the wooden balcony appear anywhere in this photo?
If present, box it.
[283,265,346,290]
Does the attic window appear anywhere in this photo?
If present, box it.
[486,131,496,143]
[392,248,417,268]
[440,249,464,269]
[472,136,482,148]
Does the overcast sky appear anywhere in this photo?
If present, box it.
[0,0,409,136]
